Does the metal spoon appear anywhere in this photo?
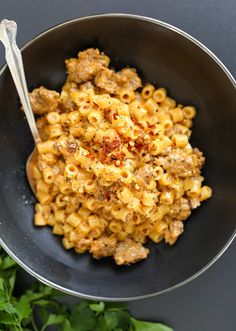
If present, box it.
[0,19,40,194]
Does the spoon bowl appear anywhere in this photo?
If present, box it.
[26,149,37,194]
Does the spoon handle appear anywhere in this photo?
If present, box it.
[0,19,41,144]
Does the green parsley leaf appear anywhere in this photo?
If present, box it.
[99,311,118,330]
[0,277,4,291]
[34,299,60,308]
[8,272,16,294]
[0,291,7,308]
[114,310,131,330]
[2,302,17,314]
[131,317,174,331]
[63,318,73,331]
[89,301,105,313]
[0,291,16,315]
[15,296,32,321]
[0,311,18,325]
[38,306,50,325]
[69,301,96,331]
[1,255,17,270]
[41,313,66,331]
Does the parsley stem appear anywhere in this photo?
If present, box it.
[15,323,24,331]
[31,317,39,331]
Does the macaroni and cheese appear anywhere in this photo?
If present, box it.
[29,48,212,265]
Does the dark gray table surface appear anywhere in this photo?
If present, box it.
[0,1,235,330]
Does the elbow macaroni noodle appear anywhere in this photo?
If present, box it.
[29,48,212,265]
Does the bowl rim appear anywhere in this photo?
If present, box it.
[0,13,235,301]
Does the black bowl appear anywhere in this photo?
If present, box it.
[0,14,235,300]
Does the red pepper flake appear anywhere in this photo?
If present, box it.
[135,142,144,150]
[130,115,138,124]
[111,138,121,150]
[127,145,132,151]
[100,146,107,163]
[139,123,145,130]
[148,124,155,129]
[113,113,117,120]
[86,153,95,160]
[117,132,123,139]
[103,137,121,153]
[123,137,130,143]
[105,191,111,201]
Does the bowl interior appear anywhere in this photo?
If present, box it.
[0,15,235,300]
